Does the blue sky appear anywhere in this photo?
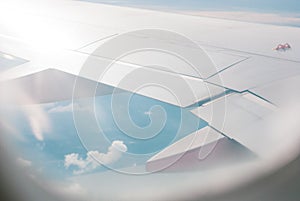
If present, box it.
[2,92,205,177]
[83,0,300,14]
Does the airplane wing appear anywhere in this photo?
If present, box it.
[1,0,300,172]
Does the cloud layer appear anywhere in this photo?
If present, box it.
[64,140,127,174]
[180,11,300,27]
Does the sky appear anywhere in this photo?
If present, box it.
[81,0,300,27]
[82,0,300,13]
[1,92,205,177]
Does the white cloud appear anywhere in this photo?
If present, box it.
[48,103,72,113]
[144,111,152,115]
[64,140,127,175]
[16,157,32,168]
[65,153,85,169]
[23,105,51,141]
[48,103,89,113]
[28,115,45,141]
